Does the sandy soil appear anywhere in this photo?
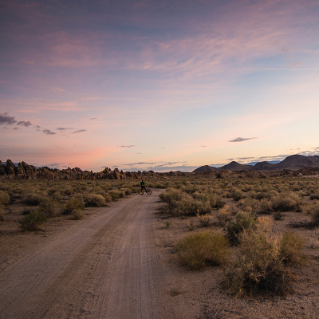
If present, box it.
[1,189,319,319]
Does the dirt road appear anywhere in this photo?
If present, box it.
[0,189,189,319]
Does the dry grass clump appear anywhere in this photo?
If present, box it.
[64,197,85,214]
[177,198,211,216]
[38,198,62,217]
[232,189,244,201]
[237,198,259,213]
[216,205,232,227]
[225,230,297,297]
[226,211,257,244]
[83,194,106,207]
[0,190,10,206]
[197,214,212,227]
[18,212,47,231]
[177,232,229,270]
[22,192,44,206]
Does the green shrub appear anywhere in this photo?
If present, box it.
[225,230,294,296]
[18,212,47,231]
[177,232,229,270]
[38,198,61,217]
[83,194,106,207]
[0,190,10,206]
[64,197,85,214]
[226,211,257,244]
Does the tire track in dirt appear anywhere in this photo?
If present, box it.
[0,189,180,319]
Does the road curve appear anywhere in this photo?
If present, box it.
[0,189,180,319]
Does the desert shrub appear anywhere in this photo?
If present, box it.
[192,192,208,202]
[272,192,301,212]
[225,230,294,296]
[177,232,229,270]
[238,198,259,213]
[18,212,47,231]
[108,190,125,200]
[64,197,85,214]
[259,199,273,214]
[159,188,183,204]
[217,205,232,227]
[209,194,225,209]
[197,214,212,227]
[72,209,85,220]
[61,187,73,196]
[22,192,44,206]
[0,190,10,206]
[38,198,61,217]
[226,211,257,244]
[280,231,306,265]
[176,198,211,216]
[311,203,319,226]
[120,188,132,195]
[257,216,273,232]
[233,189,244,201]
[104,193,112,202]
[273,212,283,221]
[310,192,319,200]
[83,194,106,207]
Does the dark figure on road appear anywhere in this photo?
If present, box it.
[140,179,146,192]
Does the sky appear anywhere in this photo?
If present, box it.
[1,0,319,172]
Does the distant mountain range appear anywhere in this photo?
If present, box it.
[193,155,319,172]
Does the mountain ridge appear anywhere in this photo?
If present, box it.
[193,155,319,172]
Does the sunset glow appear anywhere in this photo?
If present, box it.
[1,0,319,171]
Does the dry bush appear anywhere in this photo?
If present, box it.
[38,198,62,217]
[232,189,244,201]
[120,187,132,195]
[22,192,44,206]
[64,197,85,214]
[257,216,274,232]
[209,194,225,209]
[197,214,212,227]
[177,232,229,270]
[226,211,257,244]
[238,198,259,213]
[159,188,183,203]
[0,190,10,206]
[272,192,301,212]
[310,192,319,200]
[259,199,273,214]
[280,231,307,265]
[61,187,74,196]
[83,194,107,207]
[176,198,211,216]
[217,205,232,227]
[72,209,85,220]
[225,230,294,297]
[187,219,195,231]
[18,212,47,231]
[104,193,112,202]
[273,212,283,221]
[311,203,319,226]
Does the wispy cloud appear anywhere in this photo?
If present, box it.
[57,127,72,131]
[43,129,56,135]
[0,113,17,125]
[229,137,257,142]
[17,120,32,127]
[119,145,135,148]
[73,129,87,134]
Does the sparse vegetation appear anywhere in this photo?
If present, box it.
[177,232,229,270]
